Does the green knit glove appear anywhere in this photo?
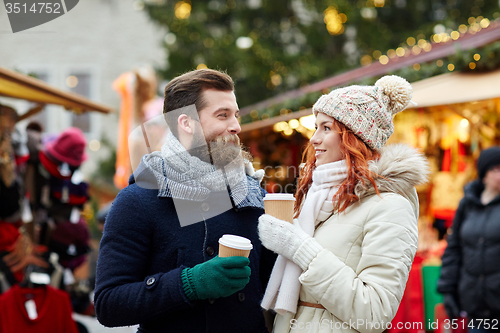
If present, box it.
[181,256,251,301]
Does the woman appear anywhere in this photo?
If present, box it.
[437,146,500,332]
[258,75,429,333]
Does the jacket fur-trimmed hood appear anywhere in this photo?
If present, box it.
[355,144,430,215]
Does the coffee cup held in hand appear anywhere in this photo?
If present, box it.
[263,193,295,223]
[218,235,253,258]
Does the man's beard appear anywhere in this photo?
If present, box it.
[188,133,252,168]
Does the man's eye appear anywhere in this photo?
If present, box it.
[218,113,228,118]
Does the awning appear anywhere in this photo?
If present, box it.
[240,69,500,133]
[410,68,500,108]
[0,67,113,114]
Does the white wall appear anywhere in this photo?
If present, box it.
[0,0,167,177]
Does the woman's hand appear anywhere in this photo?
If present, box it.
[443,293,461,319]
[258,214,323,270]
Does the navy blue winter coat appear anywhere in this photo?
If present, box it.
[94,163,276,333]
[437,180,500,320]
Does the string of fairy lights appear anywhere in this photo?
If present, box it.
[361,16,492,71]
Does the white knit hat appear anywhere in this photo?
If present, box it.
[312,75,413,150]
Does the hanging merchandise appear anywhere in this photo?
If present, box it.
[45,128,87,168]
[69,207,80,224]
[0,104,17,188]
[48,177,89,207]
[0,105,25,224]
[0,175,22,220]
[0,284,78,333]
[40,128,89,204]
[30,127,92,274]
[0,222,23,292]
[21,197,33,224]
[431,171,470,213]
[58,163,71,177]
[11,128,29,167]
[48,217,90,271]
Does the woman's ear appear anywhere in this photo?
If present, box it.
[177,114,193,135]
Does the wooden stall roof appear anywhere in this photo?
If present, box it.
[0,66,113,114]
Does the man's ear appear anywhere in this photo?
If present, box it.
[177,114,193,135]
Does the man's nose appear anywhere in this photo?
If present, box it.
[228,116,241,135]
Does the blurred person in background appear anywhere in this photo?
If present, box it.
[438,146,500,332]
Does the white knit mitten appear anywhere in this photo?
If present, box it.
[244,161,265,184]
[258,214,323,270]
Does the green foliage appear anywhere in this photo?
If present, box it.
[144,0,500,109]
[91,136,117,185]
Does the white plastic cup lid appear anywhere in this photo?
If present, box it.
[263,193,295,201]
[218,234,253,250]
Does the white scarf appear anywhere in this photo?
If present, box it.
[261,160,348,315]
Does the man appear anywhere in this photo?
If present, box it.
[94,69,276,333]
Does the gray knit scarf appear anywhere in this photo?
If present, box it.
[141,132,249,205]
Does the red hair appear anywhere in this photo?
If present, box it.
[294,120,381,217]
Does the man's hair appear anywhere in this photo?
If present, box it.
[163,69,234,137]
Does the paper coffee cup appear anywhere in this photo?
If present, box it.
[263,193,295,223]
[218,234,253,258]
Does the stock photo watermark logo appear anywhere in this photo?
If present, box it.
[3,0,79,33]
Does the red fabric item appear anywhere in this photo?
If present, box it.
[45,127,87,167]
[50,218,90,248]
[0,222,20,252]
[457,142,467,172]
[49,218,90,270]
[39,151,70,180]
[433,208,457,228]
[0,284,78,333]
[442,149,451,172]
[15,154,29,166]
[51,191,88,205]
[389,260,425,333]
[433,209,456,221]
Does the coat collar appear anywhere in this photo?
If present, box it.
[463,179,500,207]
[355,144,430,216]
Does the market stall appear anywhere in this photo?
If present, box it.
[1,66,113,294]
[1,65,113,237]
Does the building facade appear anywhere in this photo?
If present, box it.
[0,0,166,175]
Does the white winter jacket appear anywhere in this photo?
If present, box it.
[273,144,429,333]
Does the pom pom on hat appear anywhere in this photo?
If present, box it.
[375,75,413,114]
